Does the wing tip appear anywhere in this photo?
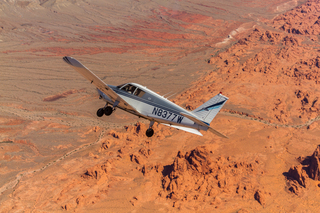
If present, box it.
[63,56,72,65]
[62,56,84,68]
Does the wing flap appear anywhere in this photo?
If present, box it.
[63,56,136,112]
[180,112,209,126]
[146,114,203,136]
[162,124,203,136]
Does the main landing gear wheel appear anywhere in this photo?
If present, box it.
[146,128,154,137]
[146,120,155,137]
[96,106,113,117]
[104,106,113,116]
[97,108,105,117]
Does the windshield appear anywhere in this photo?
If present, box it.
[119,84,146,97]
[117,83,126,88]
[121,84,136,94]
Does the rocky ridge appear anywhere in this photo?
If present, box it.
[159,146,266,208]
[175,0,320,125]
[286,145,320,195]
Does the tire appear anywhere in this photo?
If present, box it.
[97,108,104,117]
[146,128,154,137]
[104,106,113,116]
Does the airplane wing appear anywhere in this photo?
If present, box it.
[162,124,203,136]
[180,112,228,138]
[146,113,203,136]
[63,56,137,112]
[147,113,226,138]
[180,112,208,126]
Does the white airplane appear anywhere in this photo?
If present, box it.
[63,56,228,138]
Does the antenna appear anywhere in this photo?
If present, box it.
[163,91,173,98]
[166,93,177,99]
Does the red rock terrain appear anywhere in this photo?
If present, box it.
[2,0,320,212]
[176,12,320,125]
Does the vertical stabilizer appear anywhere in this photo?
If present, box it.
[191,93,228,124]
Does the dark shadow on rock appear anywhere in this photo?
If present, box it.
[298,156,311,166]
[162,164,173,177]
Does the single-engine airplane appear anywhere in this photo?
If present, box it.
[63,56,228,138]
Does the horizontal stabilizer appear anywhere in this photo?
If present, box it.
[162,124,203,136]
[208,127,228,138]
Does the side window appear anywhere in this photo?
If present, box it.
[121,84,137,94]
[134,88,146,97]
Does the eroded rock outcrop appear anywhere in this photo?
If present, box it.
[273,0,320,39]
[160,146,265,206]
[286,165,309,195]
[308,145,320,180]
[254,190,266,206]
[286,145,320,195]
[82,160,112,180]
[288,165,308,187]
[173,0,320,126]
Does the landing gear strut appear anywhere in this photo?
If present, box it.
[146,121,155,137]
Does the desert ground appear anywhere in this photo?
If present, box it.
[1,0,320,212]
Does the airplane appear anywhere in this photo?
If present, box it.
[63,56,229,138]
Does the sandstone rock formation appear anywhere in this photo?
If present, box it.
[254,190,266,206]
[175,0,320,126]
[286,145,320,195]
[308,145,320,180]
[160,146,265,207]
[82,160,112,180]
[273,0,320,40]
[286,165,309,195]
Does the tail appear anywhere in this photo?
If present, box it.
[192,93,228,125]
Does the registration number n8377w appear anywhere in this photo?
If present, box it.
[152,107,184,123]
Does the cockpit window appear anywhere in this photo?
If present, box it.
[119,84,146,97]
[117,83,125,88]
[121,84,137,94]
[134,88,146,97]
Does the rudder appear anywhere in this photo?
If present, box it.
[191,93,228,124]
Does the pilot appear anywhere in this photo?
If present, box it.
[129,86,135,94]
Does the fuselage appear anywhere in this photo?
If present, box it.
[98,83,208,131]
